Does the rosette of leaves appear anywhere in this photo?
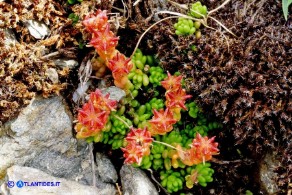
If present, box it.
[185,162,214,188]
[189,1,208,18]
[174,18,196,36]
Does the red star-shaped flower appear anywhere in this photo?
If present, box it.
[191,133,219,162]
[166,88,192,110]
[122,142,144,165]
[149,108,177,135]
[90,25,119,60]
[161,72,183,91]
[82,10,108,33]
[176,134,219,166]
[77,101,109,131]
[126,127,153,156]
[89,89,117,112]
[108,52,133,74]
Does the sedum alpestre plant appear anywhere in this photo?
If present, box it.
[75,10,222,193]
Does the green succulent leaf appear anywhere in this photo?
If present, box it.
[282,0,292,20]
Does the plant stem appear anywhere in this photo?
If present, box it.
[131,16,180,57]
[113,115,132,129]
[208,0,232,15]
[153,140,177,150]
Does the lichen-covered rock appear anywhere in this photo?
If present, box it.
[259,152,280,194]
[0,96,116,192]
[0,165,116,195]
[120,165,158,195]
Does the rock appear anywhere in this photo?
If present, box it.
[0,96,116,193]
[25,20,50,39]
[95,153,118,183]
[120,165,158,195]
[0,96,73,181]
[101,86,126,102]
[54,59,78,69]
[2,29,18,48]
[45,68,59,84]
[259,151,280,194]
[0,165,116,195]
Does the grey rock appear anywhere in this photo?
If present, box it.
[25,20,50,39]
[54,59,78,69]
[2,29,18,48]
[120,165,158,195]
[45,68,59,84]
[0,165,116,195]
[96,153,118,183]
[259,151,280,194]
[0,96,73,182]
[101,86,126,102]
[0,96,116,193]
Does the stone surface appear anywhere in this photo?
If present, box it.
[0,96,116,193]
[120,165,158,195]
[54,59,78,69]
[101,86,126,102]
[95,153,118,183]
[45,68,59,84]
[0,165,116,195]
[2,29,18,48]
[25,20,50,39]
[259,151,280,194]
